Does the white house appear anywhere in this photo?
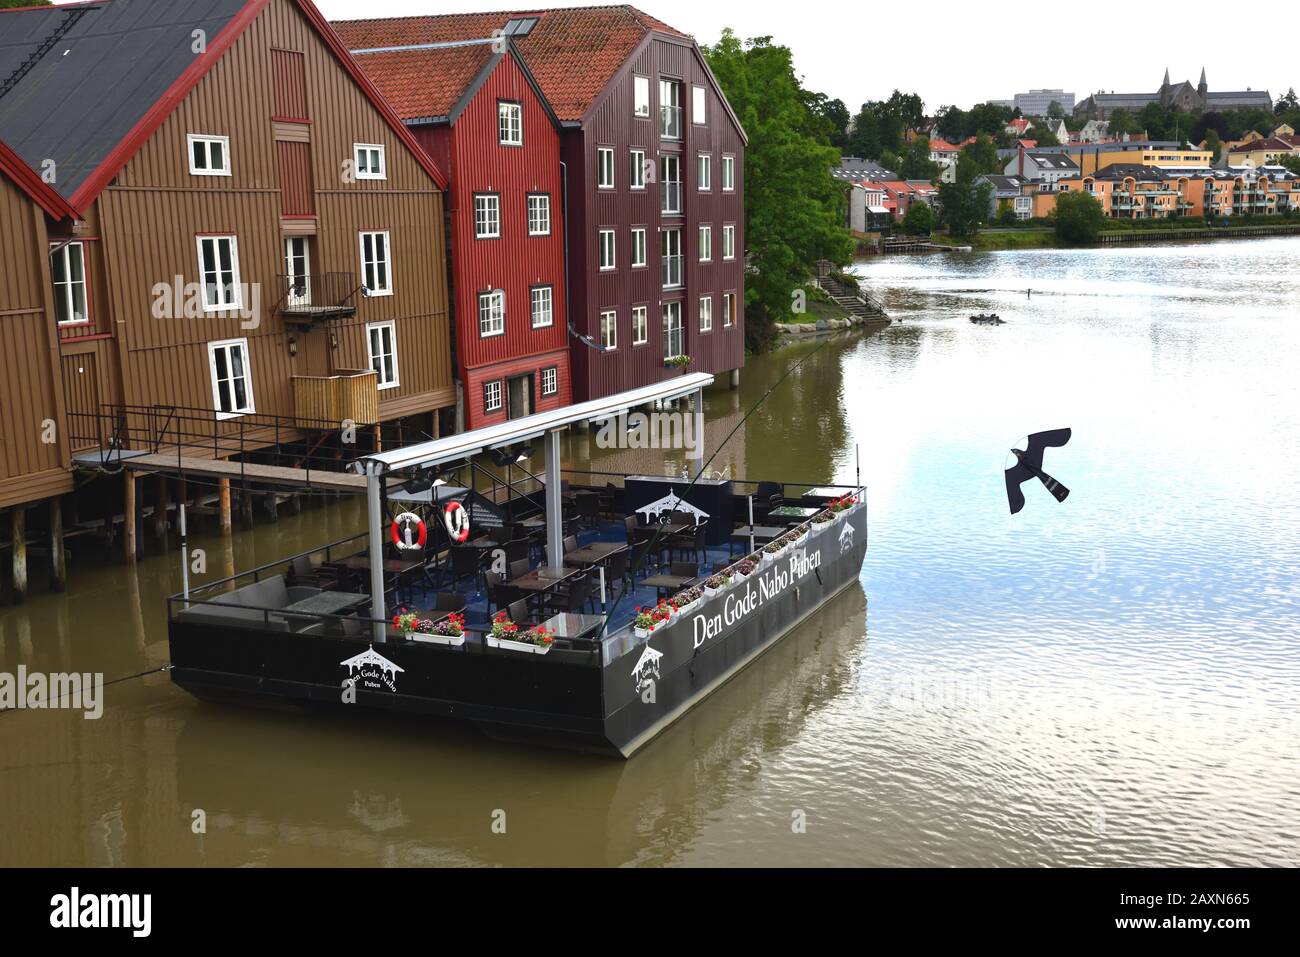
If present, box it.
[1005,149,1079,189]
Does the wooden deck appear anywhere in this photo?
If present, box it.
[75,450,369,492]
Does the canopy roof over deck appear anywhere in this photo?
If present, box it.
[357,373,715,640]
[355,373,714,476]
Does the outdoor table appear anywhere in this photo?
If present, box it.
[640,573,698,600]
[281,590,371,617]
[537,612,605,645]
[509,565,584,593]
[564,542,628,566]
[768,505,820,520]
[341,555,425,576]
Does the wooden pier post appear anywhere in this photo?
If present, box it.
[10,507,28,605]
[154,475,170,544]
[123,472,138,565]
[729,368,740,390]
[49,496,66,593]
[218,478,232,536]
[239,490,254,531]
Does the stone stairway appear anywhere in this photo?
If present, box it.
[814,274,890,322]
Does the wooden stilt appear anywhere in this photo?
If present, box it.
[239,491,254,530]
[218,478,232,536]
[10,507,28,604]
[49,496,67,593]
[264,492,279,522]
[124,472,138,565]
[286,493,302,516]
[154,475,170,544]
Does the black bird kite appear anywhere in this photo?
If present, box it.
[1005,428,1072,515]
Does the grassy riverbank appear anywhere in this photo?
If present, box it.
[930,216,1300,252]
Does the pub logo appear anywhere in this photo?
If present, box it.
[632,644,663,701]
[838,521,854,555]
[340,646,405,693]
[635,490,709,526]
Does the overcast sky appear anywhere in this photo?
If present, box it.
[310,0,1293,113]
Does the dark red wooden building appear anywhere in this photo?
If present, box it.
[342,27,571,428]
[334,6,746,405]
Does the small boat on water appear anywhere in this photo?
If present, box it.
[166,373,869,758]
[970,314,1004,325]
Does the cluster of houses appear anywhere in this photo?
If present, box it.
[0,0,746,587]
[838,130,1300,232]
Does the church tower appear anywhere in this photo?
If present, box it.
[1198,67,1208,97]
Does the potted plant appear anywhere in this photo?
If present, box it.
[703,570,733,598]
[412,611,466,647]
[518,623,555,655]
[762,538,788,564]
[672,586,704,614]
[734,558,757,578]
[664,354,692,369]
[487,610,533,653]
[792,522,812,546]
[633,606,658,639]
[829,494,859,521]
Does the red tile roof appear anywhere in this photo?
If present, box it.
[333,6,689,122]
[1229,136,1296,154]
[1006,117,1032,134]
[928,139,961,153]
[350,42,494,120]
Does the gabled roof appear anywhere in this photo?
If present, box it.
[1090,163,1167,182]
[332,6,735,132]
[928,138,961,153]
[1024,151,1079,171]
[0,137,80,220]
[1228,136,1296,154]
[0,0,447,214]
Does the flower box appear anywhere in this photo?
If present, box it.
[634,626,652,639]
[488,636,551,655]
[409,632,465,647]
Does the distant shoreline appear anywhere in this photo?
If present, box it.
[928,222,1300,252]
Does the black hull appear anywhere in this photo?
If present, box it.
[168,506,868,758]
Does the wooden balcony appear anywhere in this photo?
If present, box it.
[292,370,379,426]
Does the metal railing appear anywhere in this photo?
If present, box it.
[274,272,361,319]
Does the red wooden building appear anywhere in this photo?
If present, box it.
[344,28,572,428]
[335,6,747,405]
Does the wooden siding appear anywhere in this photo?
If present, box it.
[92,0,452,434]
[276,141,314,216]
[408,53,571,430]
[0,174,73,506]
[566,34,745,403]
[462,348,572,428]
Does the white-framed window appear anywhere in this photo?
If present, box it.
[662,302,683,359]
[358,231,391,296]
[698,224,712,262]
[660,154,682,214]
[660,79,681,139]
[353,143,386,180]
[478,289,505,337]
[366,320,399,390]
[599,228,616,270]
[722,154,736,192]
[597,147,615,189]
[474,194,501,239]
[692,85,707,125]
[50,242,89,325]
[630,227,647,268]
[530,285,553,328]
[527,194,551,236]
[633,75,650,117]
[600,309,617,349]
[196,235,241,311]
[723,224,736,260]
[484,379,503,413]
[632,305,648,345]
[697,152,711,191]
[630,148,646,189]
[661,227,682,289]
[541,366,558,396]
[188,134,231,176]
[498,101,522,145]
[699,295,713,332]
[723,292,735,327]
[207,338,254,419]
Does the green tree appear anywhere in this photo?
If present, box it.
[879,149,901,175]
[1275,88,1298,116]
[899,136,939,181]
[1138,102,1170,140]
[1046,101,1066,121]
[703,30,853,351]
[1203,128,1223,165]
[958,134,1001,179]
[820,97,850,151]
[1054,191,1106,245]
[846,105,880,159]
[0,0,50,5]
[901,201,933,235]
[935,105,968,142]
[1277,155,1300,176]
[995,201,1018,227]
[936,177,992,238]
[1108,108,1137,136]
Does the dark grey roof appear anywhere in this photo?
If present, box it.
[1091,163,1168,182]
[980,173,1027,192]
[1025,151,1078,171]
[832,156,897,182]
[0,0,247,203]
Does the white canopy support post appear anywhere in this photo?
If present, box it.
[690,387,705,472]
[544,429,564,572]
[366,466,387,643]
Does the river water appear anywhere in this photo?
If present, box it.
[2,239,1298,866]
